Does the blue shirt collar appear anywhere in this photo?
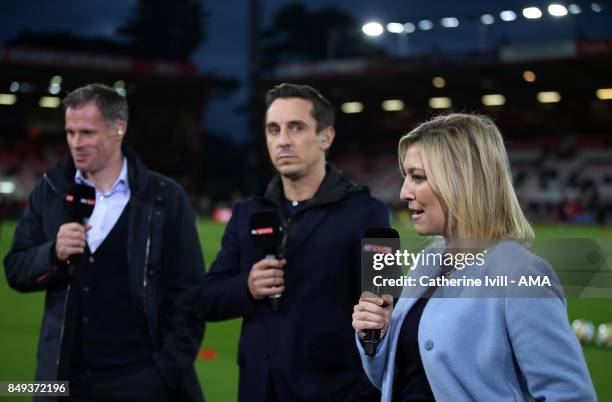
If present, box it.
[75,157,129,196]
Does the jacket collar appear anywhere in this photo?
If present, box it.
[45,142,150,198]
[259,163,368,210]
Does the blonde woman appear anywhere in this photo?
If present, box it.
[352,114,596,402]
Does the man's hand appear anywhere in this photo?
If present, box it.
[248,258,286,300]
[55,223,92,262]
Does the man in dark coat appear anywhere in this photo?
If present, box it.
[199,83,389,402]
[3,83,205,402]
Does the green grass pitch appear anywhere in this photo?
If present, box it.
[1,219,610,401]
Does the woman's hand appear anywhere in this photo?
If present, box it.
[352,292,394,341]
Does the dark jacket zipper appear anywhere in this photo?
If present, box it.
[142,207,153,320]
[43,173,71,374]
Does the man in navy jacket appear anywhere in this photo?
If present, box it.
[4,84,205,402]
[199,83,389,401]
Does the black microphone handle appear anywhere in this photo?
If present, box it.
[67,254,81,277]
[265,254,282,311]
[363,329,381,356]
[363,285,383,356]
[66,218,89,277]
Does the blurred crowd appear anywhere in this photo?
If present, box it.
[334,133,612,226]
[0,136,65,218]
[2,133,611,226]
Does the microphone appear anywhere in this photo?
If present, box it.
[361,227,400,357]
[65,184,96,274]
[249,211,286,311]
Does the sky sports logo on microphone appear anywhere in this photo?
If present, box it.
[65,194,95,206]
[363,244,393,254]
[250,227,275,236]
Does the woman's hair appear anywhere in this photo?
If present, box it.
[398,113,534,244]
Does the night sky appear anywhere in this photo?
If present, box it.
[1,0,610,142]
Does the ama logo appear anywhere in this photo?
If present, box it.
[518,276,551,287]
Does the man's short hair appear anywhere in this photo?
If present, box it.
[63,83,128,126]
[265,83,334,132]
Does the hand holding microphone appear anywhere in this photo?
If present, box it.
[249,211,288,311]
[55,222,92,261]
[247,257,286,300]
[352,292,393,345]
[356,227,400,356]
[56,184,96,274]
